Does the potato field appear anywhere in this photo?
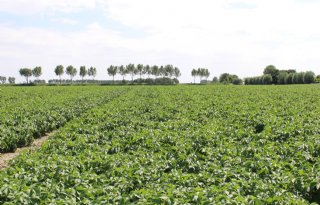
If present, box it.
[0,85,320,204]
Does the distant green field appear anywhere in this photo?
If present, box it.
[1,85,320,204]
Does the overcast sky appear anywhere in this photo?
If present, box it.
[0,0,320,83]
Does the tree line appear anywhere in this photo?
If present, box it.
[245,65,317,85]
[18,64,181,85]
[19,67,42,84]
[12,64,320,85]
[106,64,181,82]
[0,76,15,84]
[191,68,210,83]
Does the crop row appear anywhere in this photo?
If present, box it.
[0,86,128,152]
[1,85,320,204]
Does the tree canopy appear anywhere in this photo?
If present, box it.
[19,68,32,84]
[66,65,77,82]
[32,67,42,79]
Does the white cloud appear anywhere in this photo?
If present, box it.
[51,18,78,25]
[0,0,320,83]
[0,0,97,14]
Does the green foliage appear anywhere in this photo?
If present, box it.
[219,73,241,85]
[126,64,136,81]
[0,86,126,152]
[107,65,118,82]
[293,72,304,84]
[232,78,243,85]
[191,68,210,83]
[8,77,15,84]
[263,65,279,84]
[32,66,42,79]
[286,73,294,84]
[66,65,77,82]
[54,65,64,84]
[0,76,6,84]
[262,74,272,84]
[303,71,315,84]
[137,64,145,78]
[106,64,180,84]
[212,76,219,84]
[278,72,288,84]
[19,68,32,84]
[1,85,320,204]
[79,66,87,81]
[174,67,181,79]
[88,67,97,80]
[246,66,315,85]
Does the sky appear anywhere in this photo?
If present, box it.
[0,0,320,83]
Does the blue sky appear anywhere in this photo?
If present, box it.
[0,0,320,83]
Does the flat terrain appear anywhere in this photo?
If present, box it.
[0,85,320,204]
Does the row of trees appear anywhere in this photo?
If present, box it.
[191,68,210,83]
[19,64,181,84]
[107,64,181,82]
[54,65,97,84]
[0,76,15,84]
[245,65,316,85]
[19,67,42,84]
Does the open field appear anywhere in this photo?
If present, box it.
[0,85,320,204]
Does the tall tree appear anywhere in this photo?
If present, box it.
[205,69,210,80]
[54,65,64,84]
[191,69,197,84]
[174,67,181,79]
[198,68,207,82]
[0,76,6,84]
[88,67,97,80]
[79,66,87,82]
[32,66,42,80]
[165,65,174,78]
[159,66,165,78]
[144,65,151,78]
[66,65,77,83]
[285,73,294,84]
[278,71,288,84]
[19,68,32,84]
[262,74,272,84]
[126,64,136,82]
[263,65,279,84]
[8,77,15,84]
[136,64,145,79]
[118,65,127,80]
[151,65,159,79]
[303,71,315,84]
[107,65,118,83]
[293,72,304,84]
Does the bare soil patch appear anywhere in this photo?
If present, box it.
[0,132,55,170]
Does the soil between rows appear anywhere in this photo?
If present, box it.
[0,132,55,170]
